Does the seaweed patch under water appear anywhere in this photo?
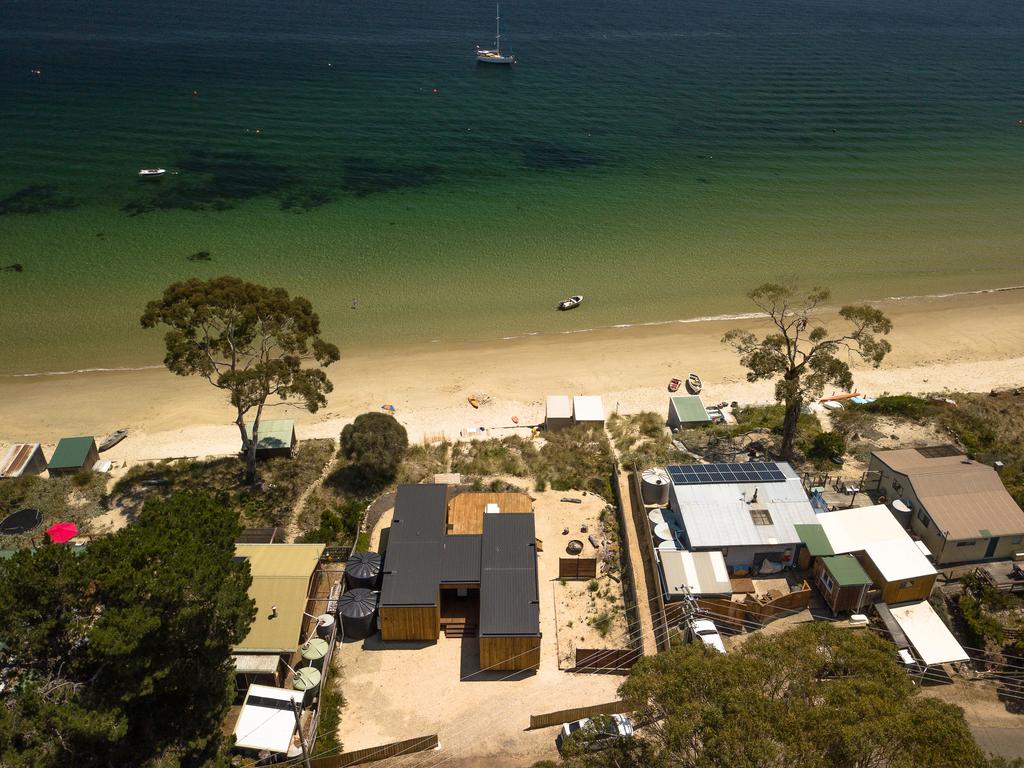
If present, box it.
[3,263,24,273]
[122,148,302,215]
[520,141,599,170]
[279,188,335,212]
[341,157,442,197]
[0,185,77,216]
[186,251,212,262]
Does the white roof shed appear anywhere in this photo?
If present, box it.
[546,395,572,419]
[889,600,969,666]
[816,505,935,581]
[573,396,605,423]
[233,684,301,753]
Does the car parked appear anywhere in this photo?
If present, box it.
[682,618,727,654]
[556,713,634,753]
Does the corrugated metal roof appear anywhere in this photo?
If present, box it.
[234,543,324,653]
[379,484,448,607]
[480,514,539,636]
[815,505,935,582]
[659,550,731,597]
[441,535,481,583]
[795,524,834,556]
[670,462,816,549]
[244,420,295,451]
[873,449,1024,539]
[821,555,872,587]
[0,443,46,478]
[48,436,95,469]
[670,395,710,423]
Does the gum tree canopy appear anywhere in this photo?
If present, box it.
[723,283,892,460]
[141,276,340,483]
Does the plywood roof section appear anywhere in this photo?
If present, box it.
[447,492,533,535]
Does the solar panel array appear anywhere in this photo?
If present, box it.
[667,462,787,486]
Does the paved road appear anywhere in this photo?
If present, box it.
[971,726,1024,761]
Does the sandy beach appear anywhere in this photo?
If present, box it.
[1,288,1023,464]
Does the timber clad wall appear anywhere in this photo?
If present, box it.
[379,605,440,641]
[812,559,869,614]
[479,635,541,671]
[857,556,936,604]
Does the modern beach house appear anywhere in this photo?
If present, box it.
[869,447,1024,565]
[379,484,541,671]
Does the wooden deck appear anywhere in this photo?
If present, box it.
[447,492,533,534]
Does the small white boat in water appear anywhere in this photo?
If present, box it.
[477,4,515,65]
[557,295,583,311]
[138,168,166,177]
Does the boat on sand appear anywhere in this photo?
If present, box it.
[98,429,128,452]
[685,372,702,395]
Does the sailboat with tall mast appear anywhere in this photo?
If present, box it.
[476,3,516,65]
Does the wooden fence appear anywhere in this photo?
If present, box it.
[528,700,630,730]
[559,557,598,580]
[572,647,642,673]
[610,462,644,654]
[309,734,439,767]
[630,464,671,651]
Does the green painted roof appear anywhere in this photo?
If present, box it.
[795,524,834,556]
[244,420,295,450]
[48,436,96,469]
[671,395,710,423]
[821,555,872,587]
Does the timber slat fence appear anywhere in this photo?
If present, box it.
[309,734,439,767]
[559,557,598,580]
[610,462,644,655]
[528,701,630,730]
[572,647,642,672]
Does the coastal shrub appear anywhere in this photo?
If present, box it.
[609,411,690,467]
[805,431,847,463]
[591,610,615,638]
[0,475,106,549]
[298,496,364,545]
[339,413,409,490]
[864,395,937,420]
[396,441,449,484]
[450,436,536,477]
[534,424,614,500]
[312,661,344,755]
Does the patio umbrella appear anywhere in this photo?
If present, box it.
[46,522,78,544]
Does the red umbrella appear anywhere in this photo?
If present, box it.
[46,522,78,544]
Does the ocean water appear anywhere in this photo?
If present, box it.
[1,0,1023,374]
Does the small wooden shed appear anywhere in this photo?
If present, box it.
[545,396,573,432]
[814,555,872,615]
[47,437,99,476]
[668,395,710,429]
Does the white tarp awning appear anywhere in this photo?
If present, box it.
[233,684,301,753]
[573,395,605,422]
[888,600,969,666]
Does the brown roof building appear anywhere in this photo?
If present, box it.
[869,447,1024,566]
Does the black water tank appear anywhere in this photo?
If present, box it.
[345,550,383,590]
[338,588,379,641]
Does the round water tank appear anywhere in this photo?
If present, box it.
[641,468,671,506]
[315,613,335,639]
[345,551,383,591]
[300,637,329,668]
[338,588,379,641]
[292,667,321,702]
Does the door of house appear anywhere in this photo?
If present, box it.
[985,537,1000,558]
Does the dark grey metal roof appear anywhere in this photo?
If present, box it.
[480,515,540,637]
[380,485,448,607]
[441,535,482,583]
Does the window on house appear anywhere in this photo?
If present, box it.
[916,509,931,528]
[1011,537,1023,546]
[956,540,977,548]
[820,570,835,593]
[900,580,914,589]
[750,509,773,526]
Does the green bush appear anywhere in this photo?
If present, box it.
[864,395,937,420]
[806,431,847,461]
[591,611,614,637]
[299,498,364,545]
[340,413,409,489]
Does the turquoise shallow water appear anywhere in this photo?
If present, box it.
[1,0,1023,373]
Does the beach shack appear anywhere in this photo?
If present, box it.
[572,396,605,428]
[47,437,99,476]
[243,419,297,458]
[0,443,48,479]
[869,446,1024,565]
[667,395,711,430]
[545,396,573,432]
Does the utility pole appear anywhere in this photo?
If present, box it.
[292,698,313,768]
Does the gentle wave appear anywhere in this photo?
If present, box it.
[2,364,166,379]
